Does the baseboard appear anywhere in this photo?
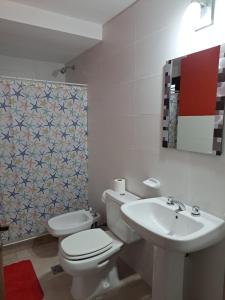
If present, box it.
[3,233,57,250]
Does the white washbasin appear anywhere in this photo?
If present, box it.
[121,197,225,253]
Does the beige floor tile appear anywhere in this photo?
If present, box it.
[3,253,19,266]
[40,273,74,300]
[3,240,152,300]
[16,248,34,260]
[97,276,151,300]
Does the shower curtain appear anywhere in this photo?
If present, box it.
[0,78,88,243]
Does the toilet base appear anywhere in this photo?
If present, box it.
[71,265,121,300]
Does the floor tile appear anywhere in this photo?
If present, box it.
[3,239,152,300]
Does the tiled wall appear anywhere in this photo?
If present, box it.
[66,0,225,295]
[67,0,225,217]
[0,54,65,81]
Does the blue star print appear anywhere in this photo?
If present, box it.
[50,173,57,182]
[61,130,69,139]
[63,180,69,188]
[12,88,24,100]
[44,91,53,100]
[2,131,13,142]
[5,160,16,172]
[33,131,42,141]
[18,148,28,160]
[0,80,88,243]
[10,216,19,224]
[31,101,41,112]
[35,159,45,168]
[69,92,79,103]
[45,119,54,129]
[62,156,70,164]
[47,146,56,157]
[0,100,11,111]
[15,119,26,131]
[59,103,67,113]
[23,203,33,213]
[8,188,19,198]
[38,185,47,194]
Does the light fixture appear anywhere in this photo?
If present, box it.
[189,0,215,31]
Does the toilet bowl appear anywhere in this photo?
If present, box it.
[59,229,123,300]
[59,190,141,300]
[47,209,100,238]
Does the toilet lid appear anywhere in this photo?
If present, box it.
[60,229,113,258]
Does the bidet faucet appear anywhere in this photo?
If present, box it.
[173,200,186,213]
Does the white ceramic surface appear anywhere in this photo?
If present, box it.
[121,197,225,253]
[59,189,140,300]
[47,209,96,237]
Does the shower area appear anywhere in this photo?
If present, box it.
[0,77,88,244]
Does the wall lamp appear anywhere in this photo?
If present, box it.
[189,0,215,31]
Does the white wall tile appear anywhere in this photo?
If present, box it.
[134,26,179,79]
[134,115,161,151]
[0,54,65,81]
[134,75,163,115]
[66,0,225,289]
[134,0,190,41]
[103,6,135,54]
[99,82,135,116]
[102,44,135,85]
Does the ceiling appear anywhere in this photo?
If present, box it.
[8,0,136,24]
[0,19,99,63]
[0,0,137,63]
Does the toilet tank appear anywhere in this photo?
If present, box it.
[102,190,141,244]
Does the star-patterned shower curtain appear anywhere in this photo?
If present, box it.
[0,78,88,243]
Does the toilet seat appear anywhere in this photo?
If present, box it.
[60,229,113,260]
[59,230,123,274]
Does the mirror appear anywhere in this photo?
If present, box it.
[162,44,225,155]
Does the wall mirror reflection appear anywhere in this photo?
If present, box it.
[162,44,225,155]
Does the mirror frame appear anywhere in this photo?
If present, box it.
[162,44,225,156]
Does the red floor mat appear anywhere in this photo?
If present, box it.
[4,260,44,300]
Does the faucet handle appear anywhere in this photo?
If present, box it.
[85,204,90,211]
[167,196,175,205]
[191,205,200,216]
[90,207,98,217]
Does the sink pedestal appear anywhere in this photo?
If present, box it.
[152,246,185,300]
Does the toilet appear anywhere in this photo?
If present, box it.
[59,189,140,300]
[47,209,100,238]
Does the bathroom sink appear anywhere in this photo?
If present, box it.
[121,197,225,253]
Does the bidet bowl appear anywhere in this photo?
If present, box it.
[121,197,225,253]
[47,209,99,237]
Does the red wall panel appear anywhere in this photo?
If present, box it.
[179,46,220,116]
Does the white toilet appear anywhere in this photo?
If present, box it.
[59,189,140,300]
[47,209,100,238]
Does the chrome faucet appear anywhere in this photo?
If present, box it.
[173,200,186,213]
[166,196,186,213]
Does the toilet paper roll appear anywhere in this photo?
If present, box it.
[113,178,126,194]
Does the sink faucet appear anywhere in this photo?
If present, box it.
[174,200,186,213]
[166,196,186,213]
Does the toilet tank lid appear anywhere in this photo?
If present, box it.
[102,189,140,205]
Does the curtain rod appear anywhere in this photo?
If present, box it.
[0,75,87,87]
